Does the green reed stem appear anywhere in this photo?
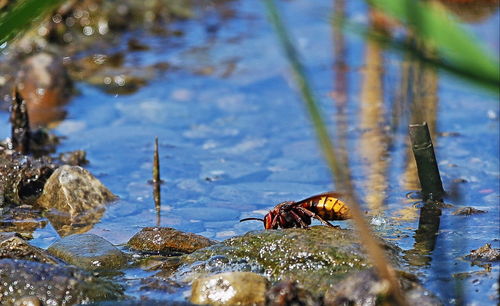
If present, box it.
[263,1,408,305]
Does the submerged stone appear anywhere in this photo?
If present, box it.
[452,207,487,216]
[173,227,399,295]
[127,227,216,255]
[190,272,268,305]
[266,281,320,306]
[0,259,123,305]
[48,233,128,271]
[36,165,117,216]
[0,232,63,264]
[323,268,441,306]
[466,243,500,262]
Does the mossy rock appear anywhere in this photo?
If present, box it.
[174,227,400,295]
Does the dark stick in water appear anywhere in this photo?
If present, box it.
[409,122,444,201]
[10,87,31,154]
[153,137,161,210]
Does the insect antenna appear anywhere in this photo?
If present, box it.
[239,217,264,223]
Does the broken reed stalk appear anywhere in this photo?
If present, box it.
[263,1,408,305]
[153,137,161,209]
[409,122,444,201]
[10,87,31,154]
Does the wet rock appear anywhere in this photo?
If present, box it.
[77,64,159,94]
[17,52,73,128]
[0,153,55,206]
[190,272,268,305]
[48,233,128,271]
[0,259,123,305]
[140,277,182,294]
[466,243,500,262]
[174,227,398,295]
[266,281,320,306]
[36,165,117,216]
[323,268,441,306]
[137,256,182,277]
[452,207,487,216]
[57,149,88,166]
[0,206,47,238]
[127,227,216,255]
[0,232,63,264]
[12,296,42,306]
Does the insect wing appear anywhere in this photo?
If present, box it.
[296,192,343,207]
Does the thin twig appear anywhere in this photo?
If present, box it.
[153,137,161,210]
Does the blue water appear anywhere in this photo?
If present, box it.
[1,0,498,304]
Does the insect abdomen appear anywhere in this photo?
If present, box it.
[306,195,351,220]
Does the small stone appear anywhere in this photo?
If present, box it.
[190,272,268,305]
[266,281,320,306]
[128,227,215,254]
[36,165,117,216]
[467,243,500,262]
[58,150,89,166]
[48,233,128,271]
[452,207,487,216]
[0,233,62,264]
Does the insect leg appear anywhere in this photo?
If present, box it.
[297,207,337,228]
[270,214,280,229]
[288,210,310,228]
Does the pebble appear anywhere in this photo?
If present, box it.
[190,272,268,305]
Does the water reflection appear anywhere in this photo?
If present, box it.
[402,57,439,192]
[359,38,389,213]
[404,202,442,266]
[331,0,351,195]
[45,207,106,237]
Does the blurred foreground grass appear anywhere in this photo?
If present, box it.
[0,0,66,46]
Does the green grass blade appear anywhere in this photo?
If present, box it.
[367,0,499,90]
[343,20,499,95]
[0,0,66,45]
[263,1,409,304]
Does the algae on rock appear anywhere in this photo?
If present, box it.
[173,227,400,295]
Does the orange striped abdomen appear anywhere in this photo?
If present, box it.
[304,195,351,220]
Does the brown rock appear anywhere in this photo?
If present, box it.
[266,281,320,306]
[17,52,73,127]
[127,227,215,254]
[467,243,500,262]
[190,272,268,305]
[452,207,486,216]
[0,232,62,264]
[36,165,117,216]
